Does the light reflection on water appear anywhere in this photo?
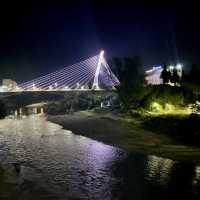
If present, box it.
[0,116,200,200]
[194,166,200,183]
[0,116,125,199]
[145,155,175,187]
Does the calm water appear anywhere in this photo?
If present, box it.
[0,116,200,200]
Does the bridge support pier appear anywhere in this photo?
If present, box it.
[14,108,22,116]
[33,107,37,114]
[40,107,44,114]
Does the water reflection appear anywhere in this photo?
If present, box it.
[194,166,200,184]
[0,116,200,199]
[114,153,200,200]
[0,116,125,199]
[145,155,175,187]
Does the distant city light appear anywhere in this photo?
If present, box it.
[169,65,174,70]
[176,64,182,70]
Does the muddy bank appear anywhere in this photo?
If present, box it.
[47,111,200,163]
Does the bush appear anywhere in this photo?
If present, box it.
[45,92,119,115]
[0,101,7,119]
[142,113,200,147]
[141,85,195,111]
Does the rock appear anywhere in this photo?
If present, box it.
[13,163,21,174]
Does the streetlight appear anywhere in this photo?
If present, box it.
[169,65,174,71]
[81,86,84,90]
[176,64,183,78]
[176,64,182,70]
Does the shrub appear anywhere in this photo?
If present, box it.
[142,85,195,111]
[0,101,7,119]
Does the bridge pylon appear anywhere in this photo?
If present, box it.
[92,50,104,90]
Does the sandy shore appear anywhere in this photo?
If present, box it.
[48,111,200,162]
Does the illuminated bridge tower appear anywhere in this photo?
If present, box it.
[92,50,119,90]
[92,50,105,90]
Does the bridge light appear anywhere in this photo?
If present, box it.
[100,50,104,57]
[49,86,53,90]
[176,64,183,78]
[32,83,36,90]
[169,65,174,70]
[76,82,80,89]
[81,86,84,90]
[54,82,58,88]
[64,86,69,90]
[169,65,174,72]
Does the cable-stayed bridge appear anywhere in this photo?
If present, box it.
[0,51,119,113]
[7,51,119,93]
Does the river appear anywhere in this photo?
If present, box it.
[0,116,200,200]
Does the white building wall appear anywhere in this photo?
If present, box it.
[145,67,163,85]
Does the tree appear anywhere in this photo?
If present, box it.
[0,100,7,119]
[188,64,200,84]
[111,56,146,110]
[160,64,170,84]
[109,58,124,80]
[171,68,180,85]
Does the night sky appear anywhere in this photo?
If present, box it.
[0,1,199,82]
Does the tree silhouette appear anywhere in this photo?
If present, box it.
[0,100,6,119]
[171,68,180,85]
[160,64,170,84]
[189,64,200,84]
[111,56,146,110]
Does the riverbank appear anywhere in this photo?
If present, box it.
[48,110,200,163]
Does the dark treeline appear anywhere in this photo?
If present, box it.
[109,57,200,147]
[184,64,200,84]
[0,100,6,119]
[109,56,147,110]
[161,63,200,85]
[109,57,200,111]
[160,65,181,85]
[143,113,200,146]
[45,92,117,115]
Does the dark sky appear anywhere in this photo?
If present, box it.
[0,0,199,82]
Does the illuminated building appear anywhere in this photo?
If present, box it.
[145,66,163,85]
[2,79,18,90]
